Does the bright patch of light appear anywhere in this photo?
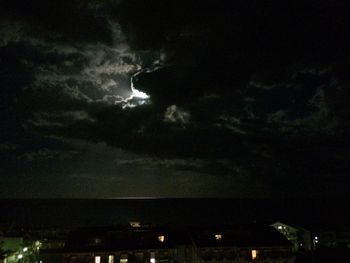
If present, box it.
[158,235,165,242]
[215,234,222,241]
[108,255,114,263]
[128,69,150,100]
[150,252,156,263]
[116,69,151,109]
[130,221,141,227]
[131,88,150,99]
[251,250,258,260]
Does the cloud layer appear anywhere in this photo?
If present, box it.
[0,0,349,197]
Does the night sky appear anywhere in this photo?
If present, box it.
[0,0,349,198]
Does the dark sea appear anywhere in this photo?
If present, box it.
[0,199,348,228]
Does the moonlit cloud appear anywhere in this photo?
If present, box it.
[164,105,191,126]
[1,0,349,198]
[11,15,158,110]
[13,17,159,138]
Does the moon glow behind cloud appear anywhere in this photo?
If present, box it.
[0,0,349,198]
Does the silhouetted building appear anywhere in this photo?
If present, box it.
[3,224,294,263]
[271,221,312,251]
[55,224,294,263]
[191,225,294,263]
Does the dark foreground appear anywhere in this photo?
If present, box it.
[0,198,349,227]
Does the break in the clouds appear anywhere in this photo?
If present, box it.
[0,0,349,198]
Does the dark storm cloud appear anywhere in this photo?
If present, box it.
[0,0,350,197]
[0,0,114,45]
[119,0,350,65]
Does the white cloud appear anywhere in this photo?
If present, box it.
[26,23,156,110]
[164,105,191,126]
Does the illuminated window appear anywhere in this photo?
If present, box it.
[150,252,156,263]
[120,255,128,263]
[94,238,102,244]
[95,256,101,263]
[277,225,283,230]
[108,255,114,263]
[130,221,141,228]
[251,250,258,260]
[158,235,165,242]
[214,234,222,241]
